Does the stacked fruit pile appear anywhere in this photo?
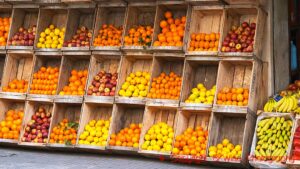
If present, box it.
[291,126,300,160]
[221,22,256,53]
[118,71,150,98]
[264,95,298,113]
[63,26,92,47]
[124,26,153,46]
[147,72,182,100]
[21,107,51,143]
[254,117,292,161]
[93,24,123,47]
[109,123,141,148]
[141,122,174,152]
[2,79,28,93]
[8,26,36,46]
[188,32,219,52]
[0,17,10,46]
[87,70,118,96]
[30,66,59,95]
[49,118,78,145]
[184,84,216,104]
[153,11,186,47]
[78,119,110,146]
[216,87,249,106]
[37,25,65,49]
[209,138,242,159]
[0,109,23,140]
[172,127,208,157]
[59,69,88,96]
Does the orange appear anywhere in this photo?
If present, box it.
[164,11,172,19]
[160,20,168,28]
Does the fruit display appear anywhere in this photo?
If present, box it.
[147,72,182,100]
[93,24,123,47]
[221,22,256,53]
[118,71,150,98]
[0,109,24,140]
[8,26,36,46]
[109,123,141,148]
[216,87,249,106]
[37,25,65,49]
[188,32,220,52]
[78,119,110,146]
[124,26,153,47]
[63,26,92,47]
[59,69,88,96]
[291,125,300,160]
[21,107,52,143]
[172,127,208,157]
[2,79,28,93]
[263,96,298,113]
[184,84,216,104]
[87,70,118,96]
[141,122,174,152]
[254,117,292,162]
[49,118,78,145]
[30,66,59,95]
[153,11,186,47]
[208,138,242,159]
[0,17,11,46]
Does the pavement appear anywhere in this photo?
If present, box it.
[0,146,227,169]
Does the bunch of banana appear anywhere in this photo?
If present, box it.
[255,117,292,161]
[294,107,300,114]
[263,98,276,112]
[274,96,298,113]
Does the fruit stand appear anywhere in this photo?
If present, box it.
[0,0,291,169]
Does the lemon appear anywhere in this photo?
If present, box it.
[235,145,242,151]
[125,90,132,97]
[222,138,230,146]
[142,143,148,150]
[147,146,153,151]
[49,32,55,37]
[165,145,172,151]
[54,28,60,35]
[49,24,55,29]
[128,85,135,92]
[94,137,99,143]
[45,28,51,34]
[153,145,161,151]
[39,37,45,42]
[40,32,46,38]
[136,71,142,77]
[150,140,156,146]
[157,140,163,146]
[166,138,172,144]
[130,73,135,78]
[197,83,204,89]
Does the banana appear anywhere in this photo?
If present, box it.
[292,95,298,110]
[278,97,287,112]
[264,102,270,112]
[286,97,293,112]
[263,99,276,112]
[275,97,286,112]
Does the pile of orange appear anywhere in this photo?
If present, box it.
[59,69,88,96]
[124,26,153,46]
[188,32,220,52]
[0,109,24,140]
[109,123,141,148]
[30,66,59,95]
[2,79,28,93]
[153,11,186,47]
[216,87,249,106]
[172,127,208,157]
[93,24,123,47]
[147,72,182,100]
[0,17,11,46]
[49,118,78,145]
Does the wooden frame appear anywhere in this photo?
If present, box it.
[115,53,153,105]
[107,103,144,153]
[0,7,12,50]
[287,116,300,168]
[76,102,113,150]
[85,52,121,104]
[185,0,225,5]
[223,0,259,5]
[91,6,127,51]
[180,58,219,111]
[19,101,54,147]
[0,53,6,88]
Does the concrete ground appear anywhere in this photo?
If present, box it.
[0,146,228,169]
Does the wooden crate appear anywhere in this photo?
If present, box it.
[151,3,188,52]
[115,54,153,105]
[0,53,6,87]
[146,54,184,107]
[0,7,12,50]
[76,102,113,150]
[207,112,256,168]
[180,58,219,111]
[122,3,156,51]
[34,8,68,52]
[85,52,121,104]
[62,7,96,51]
[91,6,127,51]
[7,7,38,50]
[48,102,82,148]
[19,101,53,147]
[139,106,178,158]
[55,54,90,103]
[185,6,224,56]
[223,0,259,5]
[219,6,266,57]
[213,60,261,114]
[185,0,225,5]
[27,53,62,102]
[107,103,144,153]
[0,52,34,99]
[287,116,300,168]
[0,98,25,144]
